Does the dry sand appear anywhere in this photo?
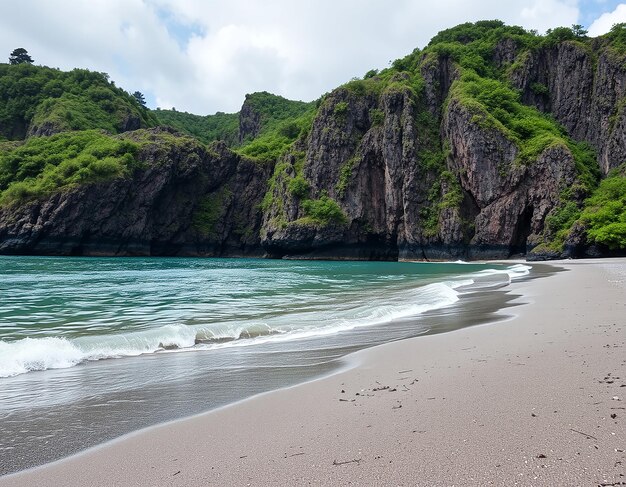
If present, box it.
[1,259,625,486]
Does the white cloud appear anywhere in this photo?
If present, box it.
[588,3,626,35]
[0,1,591,115]
[520,0,579,32]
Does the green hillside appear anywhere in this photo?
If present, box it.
[155,91,315,155]
[0,63,157,140]
[155,109,239,146]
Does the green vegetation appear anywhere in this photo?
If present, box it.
[580,168,626,249]
[341,77,386,97]
[31,93,128,134]
[287,174,310,198]
[530,82,549,96]
[354,21,602,240]
[261,151,307,221]
[241,92,313,138]
[541,193,584,251]
[415,110,455,236]
[602,23,626,54]
[236,92,316,161]
[123,128,208,161]
[439,170,463,209]
[333,101,348,118]
[156,109,239,146]
[261,150,346,229]
[543,26,586,46]
[0,130,139,205]
[237,108,316,162]
[260,161,291,213]
[369,108,384,126]
[336,156,359,197]
[157,92,317,162]
[568,141,600,191]
[539,164,626,253]
[450,71,575,165]
[0,63,157,140]
[300,196,347,225]
[144,92,317,153]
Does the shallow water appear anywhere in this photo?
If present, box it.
[0,256,542,474]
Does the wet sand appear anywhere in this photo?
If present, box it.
[2,259,625,486]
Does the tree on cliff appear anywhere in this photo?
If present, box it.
[132,91,146,107]
[571,24,588,38]
[9,48,34,65]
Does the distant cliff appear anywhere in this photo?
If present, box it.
[1,21,625,260]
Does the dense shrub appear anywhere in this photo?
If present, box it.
[0,130,139,205]
[301,196,347,225]
[287,175,310,198]
[580,170,626,249]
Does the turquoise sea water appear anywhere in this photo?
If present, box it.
[0,256,534,474]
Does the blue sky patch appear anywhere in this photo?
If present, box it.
[153,5,206,49]
[579,0,624,26]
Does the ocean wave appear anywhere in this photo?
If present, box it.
[0,263,530,378]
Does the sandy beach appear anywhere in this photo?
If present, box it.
[2,258,625,486]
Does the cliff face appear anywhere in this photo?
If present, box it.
[257,45,590,260]
[1,23,625,260]
[510,42,626,175]
[0,129,270,256]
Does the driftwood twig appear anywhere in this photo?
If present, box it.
[569,428,597,440]
[333,458,362,466]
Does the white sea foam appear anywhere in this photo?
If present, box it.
[0,337,84,378]
[0,324,199,378]
[472,263,531,282]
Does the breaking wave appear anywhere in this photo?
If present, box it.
[0,264,530,378]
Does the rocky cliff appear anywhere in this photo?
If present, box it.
[1,21,625,260]
[0,128,271,256]
[510,40,626,175]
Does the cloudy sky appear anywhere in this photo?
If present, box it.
[1,1,625,115]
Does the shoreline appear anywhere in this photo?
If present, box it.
[2,259,625,486]
[0,259,529,475]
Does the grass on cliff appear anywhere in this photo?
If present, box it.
[0,130,140,205]
[237,108,317,162]
[261,154,346,228]
[381,20,597,176]
[446,64,600,191]
[299,195,347,226]
[601,23,626,55]
[232,92,317,162]
[329,20,604,243]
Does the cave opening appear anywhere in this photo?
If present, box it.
[510,206,534,257]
